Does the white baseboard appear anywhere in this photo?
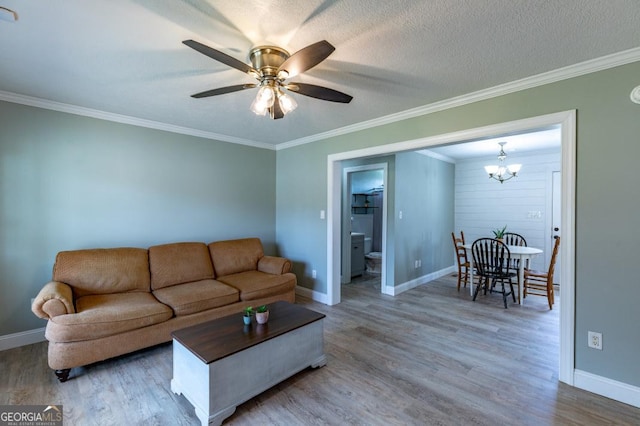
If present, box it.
[0,328,46,352]
[574,369,640,408]
[389,266,456,296]
[295,285,329,304]
[302,267,456,300]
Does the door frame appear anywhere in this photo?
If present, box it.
[550,170,562,283]
[327,110,576,385]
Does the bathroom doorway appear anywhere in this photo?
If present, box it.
[341,163,388,295]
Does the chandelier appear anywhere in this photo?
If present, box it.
[484,142,522,183]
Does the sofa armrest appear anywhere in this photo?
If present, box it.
[258,256,292,275]
[31,281,75,319]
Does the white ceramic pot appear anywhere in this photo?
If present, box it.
[256,311,269,324]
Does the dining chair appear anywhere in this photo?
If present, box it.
[451,231,470,291]
[503,232,527,286]
[503,232,527,247]
[471,238,517,308]
[524,237,560,309]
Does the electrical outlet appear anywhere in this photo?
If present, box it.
[414,260,418,268]
[311,269,317,279]
[588,331,602,350]
[418,260,422,267]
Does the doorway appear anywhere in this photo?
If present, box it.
[327,110,576,385]
[342,164,388,295]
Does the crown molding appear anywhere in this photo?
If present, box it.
[277,46,640,151]
[2,46,639,152]
[415,149,456,164]
[0,91,274,150]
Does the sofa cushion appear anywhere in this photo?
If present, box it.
[208,238,264,277]
[46,292,173,342]
[53,248,150,298]
[149,242,214,290]
[152,279,239,316]
[217,271,296,301]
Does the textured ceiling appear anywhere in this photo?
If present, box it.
[1,1,639,147]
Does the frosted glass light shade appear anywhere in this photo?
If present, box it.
[250,98,269,115]
[256,86,275,105]
[278,92,298,115]
[484,165,499,175]
[250,86,276,115]
[507,164,522,174]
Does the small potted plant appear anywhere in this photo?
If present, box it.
[255,305,269,324]
[493,225,507,241]
[242,306,254,325]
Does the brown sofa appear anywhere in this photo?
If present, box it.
[31,238,296,382]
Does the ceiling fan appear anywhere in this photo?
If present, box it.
[182,39,353,119]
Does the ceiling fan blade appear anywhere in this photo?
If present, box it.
[287,83,353,103]
[270,99,285,119]
[183,40,258,76]
[191,84,256,98]
[277,40,335,79]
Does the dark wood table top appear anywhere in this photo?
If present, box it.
[171,301,325,364]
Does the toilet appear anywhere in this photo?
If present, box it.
[364,237,382,274]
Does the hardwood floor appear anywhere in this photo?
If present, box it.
[2,274,640,425]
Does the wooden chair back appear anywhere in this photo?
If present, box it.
[471,238,517,308]
[503,232,527,247]
[472,238,512,279]
[451,231,469,291]
[524,237,560,309]
[547,236,561,278]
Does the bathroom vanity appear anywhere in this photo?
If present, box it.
[351,233,365,277]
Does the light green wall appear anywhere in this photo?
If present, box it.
[394,152,454,283]
[0,101,277,335]
[276,61,640,386]
[275,142,334,293]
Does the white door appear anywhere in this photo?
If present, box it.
[552,171,562,284]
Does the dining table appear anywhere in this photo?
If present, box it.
[463,243,543,305]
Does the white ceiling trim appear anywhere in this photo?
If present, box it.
[416,150,456,164]
[277,46,640,151]
[0,90,272,150]
[1,47,638,152]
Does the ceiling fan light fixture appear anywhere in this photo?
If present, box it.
[250,85,276,116]
[183,39,352,120]
[256,85,275,106]
[250,98,269,116]
[277,70,290,80]
[278,91,298,115]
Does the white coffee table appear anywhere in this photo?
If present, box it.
[171,301,326,426]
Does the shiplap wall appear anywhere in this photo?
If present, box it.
[454,149,560,270]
